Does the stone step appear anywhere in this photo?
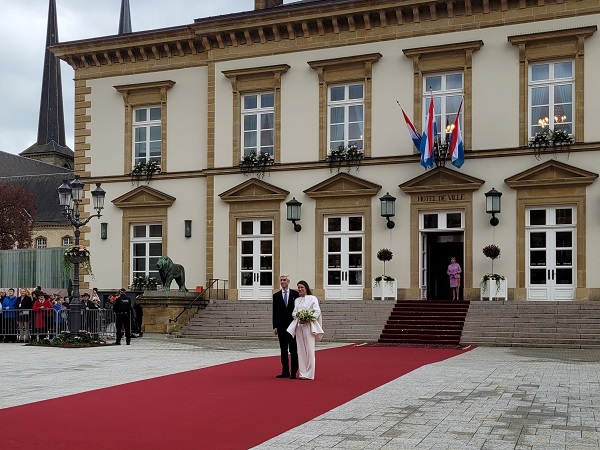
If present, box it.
[179,299,396,342]
[460,301,600,347]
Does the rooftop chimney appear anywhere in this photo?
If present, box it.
[255,0,284,10]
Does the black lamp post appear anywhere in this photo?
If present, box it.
[379,192,396,229]
[286,197,302,232]
[57,176,106,333]
[485,187,502,226]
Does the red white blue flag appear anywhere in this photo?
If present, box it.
[449,100,464,168]
[401,107,421,151]
[419,95,436,169]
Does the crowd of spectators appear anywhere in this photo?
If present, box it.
[0,285,107,343]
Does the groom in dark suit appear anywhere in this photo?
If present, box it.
[273,274,299,379]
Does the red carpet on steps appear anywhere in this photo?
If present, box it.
[1,345,470,450]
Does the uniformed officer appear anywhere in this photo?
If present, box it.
[113,288,133,345]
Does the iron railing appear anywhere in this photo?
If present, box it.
[169,278,228,324]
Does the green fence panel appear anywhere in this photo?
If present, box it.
[0,248,69,289]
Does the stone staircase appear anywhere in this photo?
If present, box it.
[461,301,600,348]
[378,300,470,345]
[178,299,396,343]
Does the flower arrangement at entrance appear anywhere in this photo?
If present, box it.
[296,310,316,324]
[481,244,503,294]
[374,248,394,287]
[480,273,506,294]
[63,245,93,278]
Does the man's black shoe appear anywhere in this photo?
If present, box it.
[290,375,296,379]
[114,342,121,345]
[276,373,290,378]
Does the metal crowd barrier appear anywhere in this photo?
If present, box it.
[0,308,117,342]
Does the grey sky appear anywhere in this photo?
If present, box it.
[0,0,261,155]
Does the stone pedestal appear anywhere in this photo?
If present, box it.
[136,291,203,334]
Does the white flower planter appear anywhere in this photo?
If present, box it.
[480,278,507,301]
[373,280,397,300]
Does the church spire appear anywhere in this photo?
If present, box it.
[20,0,73,168]
[118,0,132,35]
[37,0,65,147]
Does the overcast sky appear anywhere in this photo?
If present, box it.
[0,0,272,155]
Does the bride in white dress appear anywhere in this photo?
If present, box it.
[286,280,324,380]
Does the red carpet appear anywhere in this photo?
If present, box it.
[0,345,470,449]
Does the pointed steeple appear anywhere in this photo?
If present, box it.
[20,0,73,169]
[119,0,132,35]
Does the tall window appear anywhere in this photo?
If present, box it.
[242,93,274,158]
[423,73,463,139]
[62,236,73,247]
[328,83,364,151]
[529,61,574,137]
[131,224,162,281]
[35,237,47,249]
[133,106,162,166]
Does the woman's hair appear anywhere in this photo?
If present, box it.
[297,280,312,295]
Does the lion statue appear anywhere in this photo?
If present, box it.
[156,256,188,292]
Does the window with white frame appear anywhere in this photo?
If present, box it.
[35,237,47,249]
[62,236,73,247]
[241,93,274,158]
[529,61,574,137]
[133,106,162,166]
[328,83,364,151]
[131,224,162,282]
[423,73,463,140]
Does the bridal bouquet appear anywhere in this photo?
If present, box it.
[296,310,316,324]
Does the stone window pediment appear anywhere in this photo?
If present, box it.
[400,167,484,194]
[304,173,381,199]
[112,186,176,209]
[505,160,598,190]
[219,178,289,203]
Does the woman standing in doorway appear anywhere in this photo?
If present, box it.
[447,257,462,301]
[288,280,324,380]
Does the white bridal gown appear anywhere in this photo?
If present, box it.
[287,295,324,380]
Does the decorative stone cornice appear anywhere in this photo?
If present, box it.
[51,0,600,72]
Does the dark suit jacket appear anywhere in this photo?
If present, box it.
[272,288,299,330]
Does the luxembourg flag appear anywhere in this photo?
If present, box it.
[449,100,464,168]
[419,95,436,169]
[401,107,421,151]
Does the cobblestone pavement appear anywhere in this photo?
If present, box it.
[255,347,600,450]
[2,337,599,450]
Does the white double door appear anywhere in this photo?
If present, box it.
[324,215,364,300]
[238,219,273,300]
[526,206,575,301]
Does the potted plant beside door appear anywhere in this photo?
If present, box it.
[480,244,507,300]
[373,248,397,300]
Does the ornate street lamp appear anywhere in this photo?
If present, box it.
[485,187,502,226]
[286,197,302,232]
[57,176,106,333]
[379,192,396,229]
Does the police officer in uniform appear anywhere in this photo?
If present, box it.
[113,288,133,345]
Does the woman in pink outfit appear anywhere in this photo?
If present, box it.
[447,257,462,301]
